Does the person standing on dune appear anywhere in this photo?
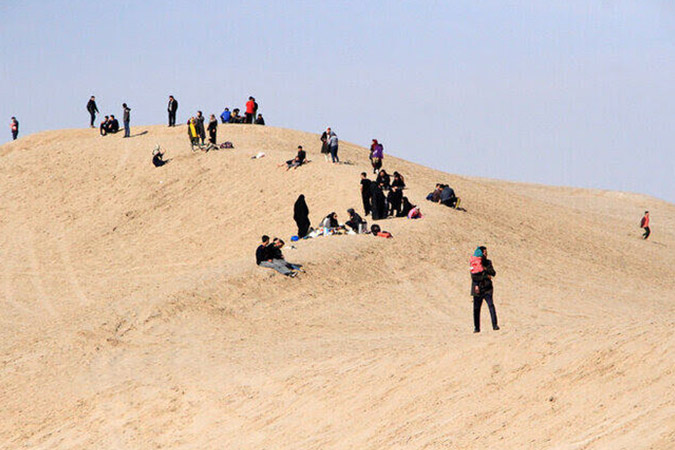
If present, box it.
[470,246,499,333]
[294,194,311,238]
[167,95,178,127]
[245,97,255,124]
[10,117,19,140]
[122,103,131,138]
[86,96,99,128]
[640,211,650,240]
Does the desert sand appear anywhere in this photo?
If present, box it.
[0,125,673,449]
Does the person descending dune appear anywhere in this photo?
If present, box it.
[470,246,499,333]
[640,211,650,240]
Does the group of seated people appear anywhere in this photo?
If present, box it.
[99,115,120,135]
[427,183,460,208]
[220,108,265,125]
[255,235,303,277]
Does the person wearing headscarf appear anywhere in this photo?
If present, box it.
[345,208,365,233]
[293,194,311,238]
[470,246,499,333]
[369,139,384,174]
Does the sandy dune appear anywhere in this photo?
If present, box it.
[0,125,673,449]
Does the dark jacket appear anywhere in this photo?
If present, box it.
[168,98,178,113]
[471,257,496,297]
[87,99,99,114]
[256,244,270,265]
[195,115,205,137]
[123,107,131,123]
[207,119,218,134]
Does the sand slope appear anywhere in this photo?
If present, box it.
[0,125,673,449]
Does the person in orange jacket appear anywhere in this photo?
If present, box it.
[245,96,255,124]
[640,211,650,240]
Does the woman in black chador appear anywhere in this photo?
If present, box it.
[293,194,311,238]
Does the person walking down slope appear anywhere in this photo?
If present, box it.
[327,127,339,163]
[10,117,19,140]
[86,96,99,128]
[640,211,650,240]
[167,95,178,127]
[470,246,499,333]
[207,114,218,144]
[294,194,311,238]
[122,103,131,138]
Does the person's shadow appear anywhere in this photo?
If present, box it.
[130,130,149,138]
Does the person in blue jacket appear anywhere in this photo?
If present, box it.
[220,108,231,124]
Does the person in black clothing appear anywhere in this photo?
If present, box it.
[387,185,403,217]
[471,246,499,333]
[99,116,109,136]
[371,182,387,220]
[207,114,218,144]
[284,146,306,170]
[256,235,272,265]
[360,172,372,216]
[108,115,119,133]
[345,208,365,233]
[152,146,169,167]
[195,111,206,144]
[376,170,391,190]
[10,117,19,140]
[87,96,99,128]
[293,194,311,238]
[399,196,414,217]
[391,171,406,189]
[255,114,265,125]
[168,95,178,126]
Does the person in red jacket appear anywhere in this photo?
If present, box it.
[245,96,255,124]
[640,211,650,240]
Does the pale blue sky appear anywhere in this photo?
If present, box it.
[1,0,673,201]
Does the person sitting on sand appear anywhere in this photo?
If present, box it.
[108,115,119,133]
[255,114,265,125]
[407,205,423,219]
[345,208,366,233]
[376,169,391,190]
[283,146,307,170]
[270,238,303,272]
[220,107,231,124]
[440,184,458,208]
[426,184,442,202]
[391,171,406,189]
[256,236,300,277]
[99,116,110,136]
[398,196,414,217]
[230,108,242,123]
[152,146,169,167]
[369,139,384,174]
[320,212,339,229]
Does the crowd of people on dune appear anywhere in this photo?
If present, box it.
[6,91,657,332]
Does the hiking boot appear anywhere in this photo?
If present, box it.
[493,326,500,331]
[473,329,480,333]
